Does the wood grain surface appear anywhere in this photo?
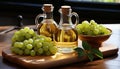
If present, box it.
[2,43,118,69]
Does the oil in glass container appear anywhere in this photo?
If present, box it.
[35,4,58,40]
[54,6,79,53]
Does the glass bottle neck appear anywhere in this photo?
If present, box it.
[60,13,71,25]
[44,12,53,19]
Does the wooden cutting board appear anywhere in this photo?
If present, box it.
[2,43,119,69]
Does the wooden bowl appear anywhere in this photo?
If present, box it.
[78,28,112,49]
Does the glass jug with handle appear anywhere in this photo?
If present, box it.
[35,4,58,40]
[54,6,79,53]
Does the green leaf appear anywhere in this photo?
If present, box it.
[92,49,103,59]
[74,48,85,57]
[82,41,91,50]
[87,52,94,61]
[75,41,103,62]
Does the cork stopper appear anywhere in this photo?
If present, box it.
[42,4,54,12]
[60,5,72,15]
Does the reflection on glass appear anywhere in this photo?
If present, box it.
[67,0,120,3]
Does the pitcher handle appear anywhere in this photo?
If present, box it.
[35,14,46,28]
[71,12,79,27]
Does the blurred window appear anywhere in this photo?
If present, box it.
[66,0,120,3]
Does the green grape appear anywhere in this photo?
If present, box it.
[28,38,33,44]
[82,20,89,26]
[19,29,26,36]
[22,28,29,34]
[45,51,51,56]
[90,20,97,25]
[42,42,50,46]
[49,46,57,54]
[12,36,17,44]
[24,27,30,31]
[33,39,40,46]
[25,33,32,39]
[24,49,30,55]
[39,38,45,42]
[104,29,111,35]
[12,35,19,42]
[93,29,99,35]
[26,44,33,50]
[34,47,38,52]
[36,42,42,48]
[23,40,29,46]
[30,50,36,56]
[37,48,43,55]
[45,37,52,42]
[43,45,49,52]
[18,49,24,55]
[82,21,89,29]
[49,42,55,46]
[17,42,24,48]
[19,36,25,42]
[14,31,20,35]
[13,42,23,48]
[13,42,20,48]
[21,45,26,50]
[38,35,47,38]
[11,47,20,54]
[32,34,39,40]
[29,29,34,35]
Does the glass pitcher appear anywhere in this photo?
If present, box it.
[35,4,58,40]
[54,6,79,53]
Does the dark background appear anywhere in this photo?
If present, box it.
[0,0,120,26]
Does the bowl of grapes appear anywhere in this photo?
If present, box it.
[76,20,112,49]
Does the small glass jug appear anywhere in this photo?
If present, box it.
[54,6,79,53]
[35,4,58,40]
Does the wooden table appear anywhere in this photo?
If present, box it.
[0,24,120,69]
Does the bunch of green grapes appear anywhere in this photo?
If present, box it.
[11,27,35,44]
[11,27,57,56]
[76,20,111,35]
